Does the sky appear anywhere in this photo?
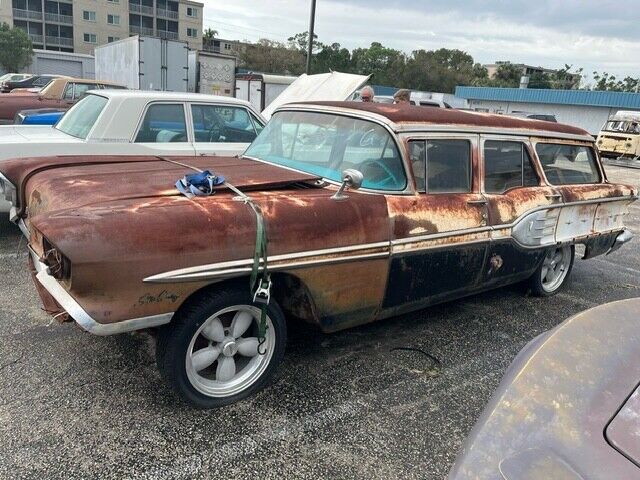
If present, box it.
[201,0,640,83]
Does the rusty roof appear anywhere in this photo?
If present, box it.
[288,101,590,137]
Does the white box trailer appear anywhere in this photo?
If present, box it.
[235,73,296,112]
[187,51,236,95]
[95,35,188,91]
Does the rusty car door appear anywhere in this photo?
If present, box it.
[381,134,490,312]
[481,136,562,284]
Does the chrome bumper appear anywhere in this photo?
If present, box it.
[608,229,634,255]
[29,246,173,336]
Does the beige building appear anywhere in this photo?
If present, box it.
[0,0,203,55]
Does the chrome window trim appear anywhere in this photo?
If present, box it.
[187,102,258,143]
[480,135,541,194]
[532,140,605,186]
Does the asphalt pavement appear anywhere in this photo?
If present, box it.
[1,165,639,480]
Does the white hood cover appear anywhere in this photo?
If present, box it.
[261,71,371,120]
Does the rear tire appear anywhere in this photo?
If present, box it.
[156,286,287,408]
[527,245,574,297]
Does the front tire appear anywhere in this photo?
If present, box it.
[528,245,574,296]
[156,287,287,408]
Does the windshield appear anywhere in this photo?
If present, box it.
[604,120,640,134]
[55,94,108,139]
[244,111,407,191]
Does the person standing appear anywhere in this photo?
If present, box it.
[359,86,374,102]
[393,89,411,104]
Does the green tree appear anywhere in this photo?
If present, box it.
[492,62,523,87]
[313,42,352,74]
[528,72,551,89]
[402,48,477,93]
[351,42,406,86]
[238,39,305,75]
[203,28,218,41]
[0,23,33,72]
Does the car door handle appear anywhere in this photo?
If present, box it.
[467,199,487,205]
[545,193,562,199]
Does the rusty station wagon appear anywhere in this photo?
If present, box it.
[0,102,636,407]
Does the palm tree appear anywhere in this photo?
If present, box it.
[203,28,218,41]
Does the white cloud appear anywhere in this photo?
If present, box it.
[201,0,640,79]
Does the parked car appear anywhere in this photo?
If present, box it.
[0,77,126,124]
[508,111,558,122]
[0,90,266,212]
[448,298,640,480]
[13,108,66,125]
[0,73,33,92]
[0,74,62,93]
[596,110,640,159]
[0,102,635,408]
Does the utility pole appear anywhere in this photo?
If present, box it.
[305,0,317,74]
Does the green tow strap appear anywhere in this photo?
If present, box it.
[158,157,271,354]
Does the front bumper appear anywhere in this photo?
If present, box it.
[28,246,173,336]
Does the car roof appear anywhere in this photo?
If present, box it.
[283,101,591,139]
[92,89,255,108]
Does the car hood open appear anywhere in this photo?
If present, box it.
[0,155,320,219]
[262,71,371,120]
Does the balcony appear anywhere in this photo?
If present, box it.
[157,30,178,40]
[156,8,178,19]
[28,33,44,44]
[46,35,73,47]
[13,8,43,21]
[130,25,154,36]
[129,3,154,16]
[44,12,73,24]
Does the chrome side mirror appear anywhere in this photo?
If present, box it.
[331,169,364,201]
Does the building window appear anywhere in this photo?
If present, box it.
[107,0,119,3]
[107,14,120,25]
[187,27,197,38]
[108,36,120,43]
[186,7,198,17]
[83,10,96,22]
[84,33,97,43]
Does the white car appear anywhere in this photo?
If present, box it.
[0,90,266,212]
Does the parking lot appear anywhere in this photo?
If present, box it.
[0,163,638,480]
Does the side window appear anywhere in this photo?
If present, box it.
[135,103,188,143]
[535,143,601,184]
[191,105,257,143]
[249,111,264,135]
[484,141,539,193]
[411,139,471,193]
[72,83,93,100]
[63,83,73,100]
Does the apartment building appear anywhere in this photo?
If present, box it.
[0,0,203,55]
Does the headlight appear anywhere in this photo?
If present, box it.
[42,237,72,282]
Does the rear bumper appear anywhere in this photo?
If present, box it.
[608,229,633,255]
[28,245,174,336]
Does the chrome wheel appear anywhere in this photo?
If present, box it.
[541,246,571,293]
[185,305,275,398]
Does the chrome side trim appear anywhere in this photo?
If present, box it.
[608,229,634,255]
[31,248,173,336]
[18,219,29,237]
[144,195,636,284]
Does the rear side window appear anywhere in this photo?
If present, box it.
[484,141,538,193]
[410,139,471,193]
[535,143,601,184]
[135,103,188,143]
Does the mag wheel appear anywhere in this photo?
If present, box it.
[528,245,574,296]
[157,287,286,408]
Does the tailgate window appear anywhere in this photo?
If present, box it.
[535,143,601,185]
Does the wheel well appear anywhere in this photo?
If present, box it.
[171,274,319,325]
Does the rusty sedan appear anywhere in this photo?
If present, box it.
[0,102,636,408]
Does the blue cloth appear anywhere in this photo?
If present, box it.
[175,170,225,198]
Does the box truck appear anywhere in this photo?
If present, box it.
[95,35,188,91]
[187,51,236,95]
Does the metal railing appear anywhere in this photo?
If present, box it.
[44,12,73,24]
[28,33,44,44]
[46,35,73,47]
[130,25,154,36]
[156,8,178,19]
[157,30,178,40]
[129,3,154,15]
[13,8,43,20]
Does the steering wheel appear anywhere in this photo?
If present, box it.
[208,120,226,142]
[360,159,401,188]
